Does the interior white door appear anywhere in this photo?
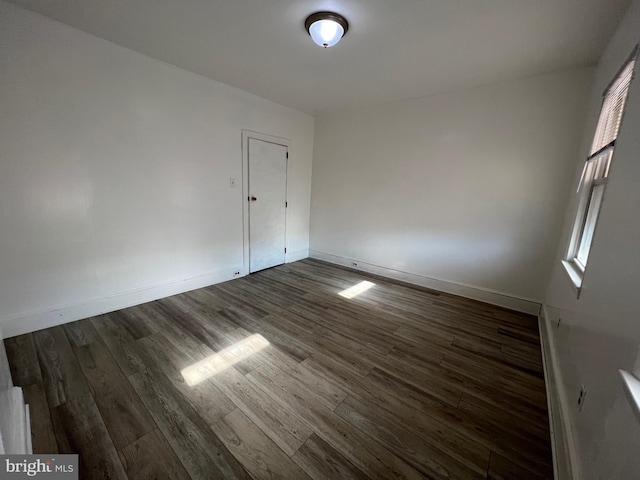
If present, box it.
[249,138,287,273]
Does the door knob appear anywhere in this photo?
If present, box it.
[250,196,257,202]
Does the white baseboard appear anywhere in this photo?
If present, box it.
[309,250,541,315]
[0,266,244,338]
[539,305,579,480]
[286,249,309,263]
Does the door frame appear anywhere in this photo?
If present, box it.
[241,130,291,274]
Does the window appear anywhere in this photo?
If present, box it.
[563,49,638,293]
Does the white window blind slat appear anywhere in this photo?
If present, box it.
[590,58,636,154]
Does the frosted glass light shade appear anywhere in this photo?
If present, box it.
[309,19,343,48]
[305,12,349,48]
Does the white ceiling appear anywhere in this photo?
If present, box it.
[7,0,632,114]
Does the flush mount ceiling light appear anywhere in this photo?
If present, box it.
[305,12,349,48]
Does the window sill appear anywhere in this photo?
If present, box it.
[620,370,640,425]
[561,260,583,298]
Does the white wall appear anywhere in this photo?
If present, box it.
[543,1,640,478]
[310,67,593,308]
[0,1,314,337]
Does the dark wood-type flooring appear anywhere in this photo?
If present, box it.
[5,259,553,479]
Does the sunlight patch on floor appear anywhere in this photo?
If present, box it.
[181,333,269,386]
[338,280,375,299]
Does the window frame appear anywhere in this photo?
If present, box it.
[562,47,638,295]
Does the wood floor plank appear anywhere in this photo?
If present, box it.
[487,451,550,480]
[182,287,234,315]
[284,260,358,288]
[119,429,191,480]
[91,313,149,377]
[350,370,490,476]
[261,308,320,337]
[111,307,157,341]
[63,320,99,347]
[257,323,315,363]
[197,319,304,381]
[216,306,262,332]
[288,362,349,410]
[233,274,303,309]
[137,333,236,426]
[299,352,370,399]
[257,268,339,301]
[232,329,349,410]
[360,360,548,477]
[137,326,311,457]
[138,303,219,361]
[324,302,403,334]
[4,333,42,387]
[247,363,425,480]
[336,395,484,479]
[246,337,302,374]
[211,366,313,457]
[457,393,552,463]
[497,323,541,345]
[71,336,155,450]
[23,383,58,454]
[439,353,548,418]
[51,393,127,479]
[208,283,292,326]
[371,349,463,407]
[292,433,370,480]
[500,343,544,373]
[361,373,550,478]
[500,338,543,364]
[224,276,292,308]
[212,408,313,480]
[128,366,252,480]
[207,284,270,320]
[153,298,231,351]
[223,328,268,375]
[344,365,452,414]
[300,328,376,376]
[292,304,396,355]
[382,335,447,368]
[304,287,408,333]
[33,327,91,408]
[452,332,504,362]
[393,323,455,348]
[441,346,546,392]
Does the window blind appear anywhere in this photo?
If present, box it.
[590,57,636,155]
